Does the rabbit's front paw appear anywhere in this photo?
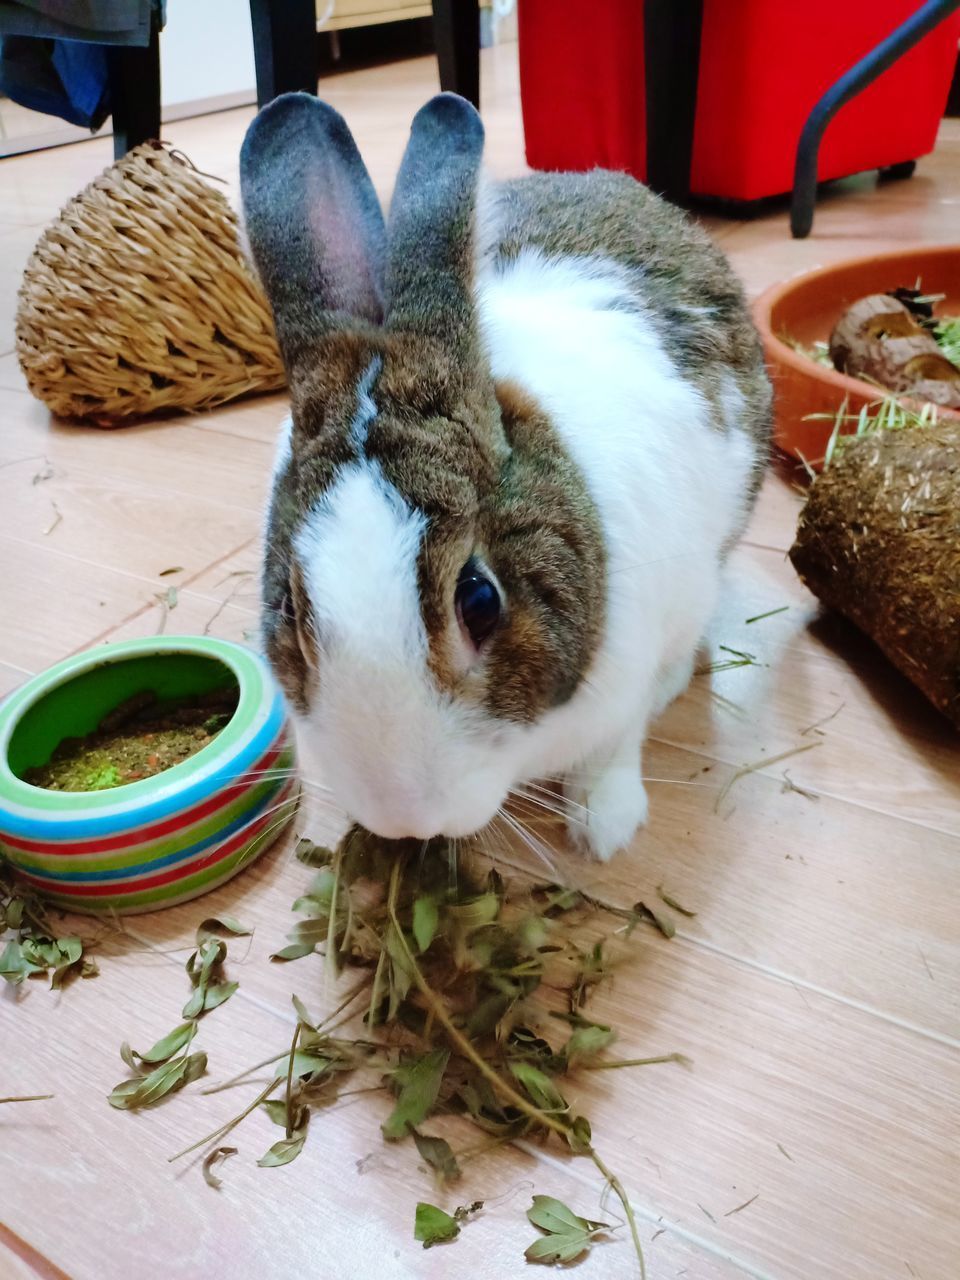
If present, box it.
[565,741,647,861]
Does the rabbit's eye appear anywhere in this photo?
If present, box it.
[455,564,500,649]
[280,590,296,625]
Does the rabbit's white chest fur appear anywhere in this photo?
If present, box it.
[476,249,758,856]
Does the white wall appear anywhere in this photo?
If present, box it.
[161,0,258,116]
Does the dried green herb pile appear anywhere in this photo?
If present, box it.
[97,827,686,1274]
[224,828,684,1272]
[0,858,98,987]
[25,686,238,792]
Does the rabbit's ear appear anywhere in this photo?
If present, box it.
[240,93,386,364]
[386,94,485,364]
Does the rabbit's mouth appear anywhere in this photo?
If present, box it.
[342,781,506,846]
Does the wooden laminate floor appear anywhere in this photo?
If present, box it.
[1,42,958,1280]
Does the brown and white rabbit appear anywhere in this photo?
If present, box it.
[240,91,771,861]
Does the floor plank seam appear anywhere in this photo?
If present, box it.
[460,846,960,1048]
[682,933,960,1049]
[648,733,960,845]
[61,592,255,661]
[177,534,260,595]
[0,1224,72,1280]
[189,416,288,446]
[0,531,259,591]
[517,1143,783,1280]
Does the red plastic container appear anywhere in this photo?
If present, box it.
[517,0,960,202]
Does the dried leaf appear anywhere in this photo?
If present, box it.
[412,896,440,954]
[411,1128,461,1184]
[382,1049,449,1141]
[508,1062,568,1114]
[262,1099,290,1126]
[527,1195,604,1235]
[524,1234,593,1265]
[181,934,236,1017]
[256,1131,307,1167]
[562,1020,616,1065]
[414,1202,460,1248]
[524,1195,608,1265]
[294,838,333,867]
[270,942,315,962]
[291,994,315,1029]
[108,1051,207,1110]
[199,981,238,1013]
[566,1114,593,1153]
[202,1145,237,1189]
[158,566,184,577]
[50,952,84,989]
[656,886,697,917]
[261,1098,309,1130]
[135,1021,196,1065]
[55,936,82,963]
[535,885,583,914]
[196,916,251,947]
[273,1051,331,1081]
[570,939,607,1009]
[445,893,499,932]
[0,939,41,984]
[517,914,549,951]
[381,923,414,1022]
[197,938,227,980]
[288,918,330,948]
[181,987,206,1020]
[20,937,61,968]
[635,901,676,938]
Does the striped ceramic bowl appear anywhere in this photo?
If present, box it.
[0,636,298,914]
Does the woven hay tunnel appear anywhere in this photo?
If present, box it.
[790,419,960,730]
[15,142,285,424]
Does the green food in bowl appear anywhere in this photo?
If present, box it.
[23,686,239,792]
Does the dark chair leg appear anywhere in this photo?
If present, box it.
[643,0,704,204]
[248,0,318,108]
[791,0,960,238]
[946,50,960,115]
[432,0,480,108]
[107,16,161,159]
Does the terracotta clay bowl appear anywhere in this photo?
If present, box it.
[752,244,960,469]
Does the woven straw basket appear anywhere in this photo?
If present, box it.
[16,142,285,424]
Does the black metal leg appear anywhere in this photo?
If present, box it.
[107,17,161,158]
[643,0,704,204]
[248,0,318,108]
[432,0,480,108]
[791,0,960,238]
[947,50,960,115]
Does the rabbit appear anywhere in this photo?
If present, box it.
[239,91,772,862]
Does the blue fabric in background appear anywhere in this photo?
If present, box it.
[0,34,110,128]
[51,39,110,125]
[0,1,164,131]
